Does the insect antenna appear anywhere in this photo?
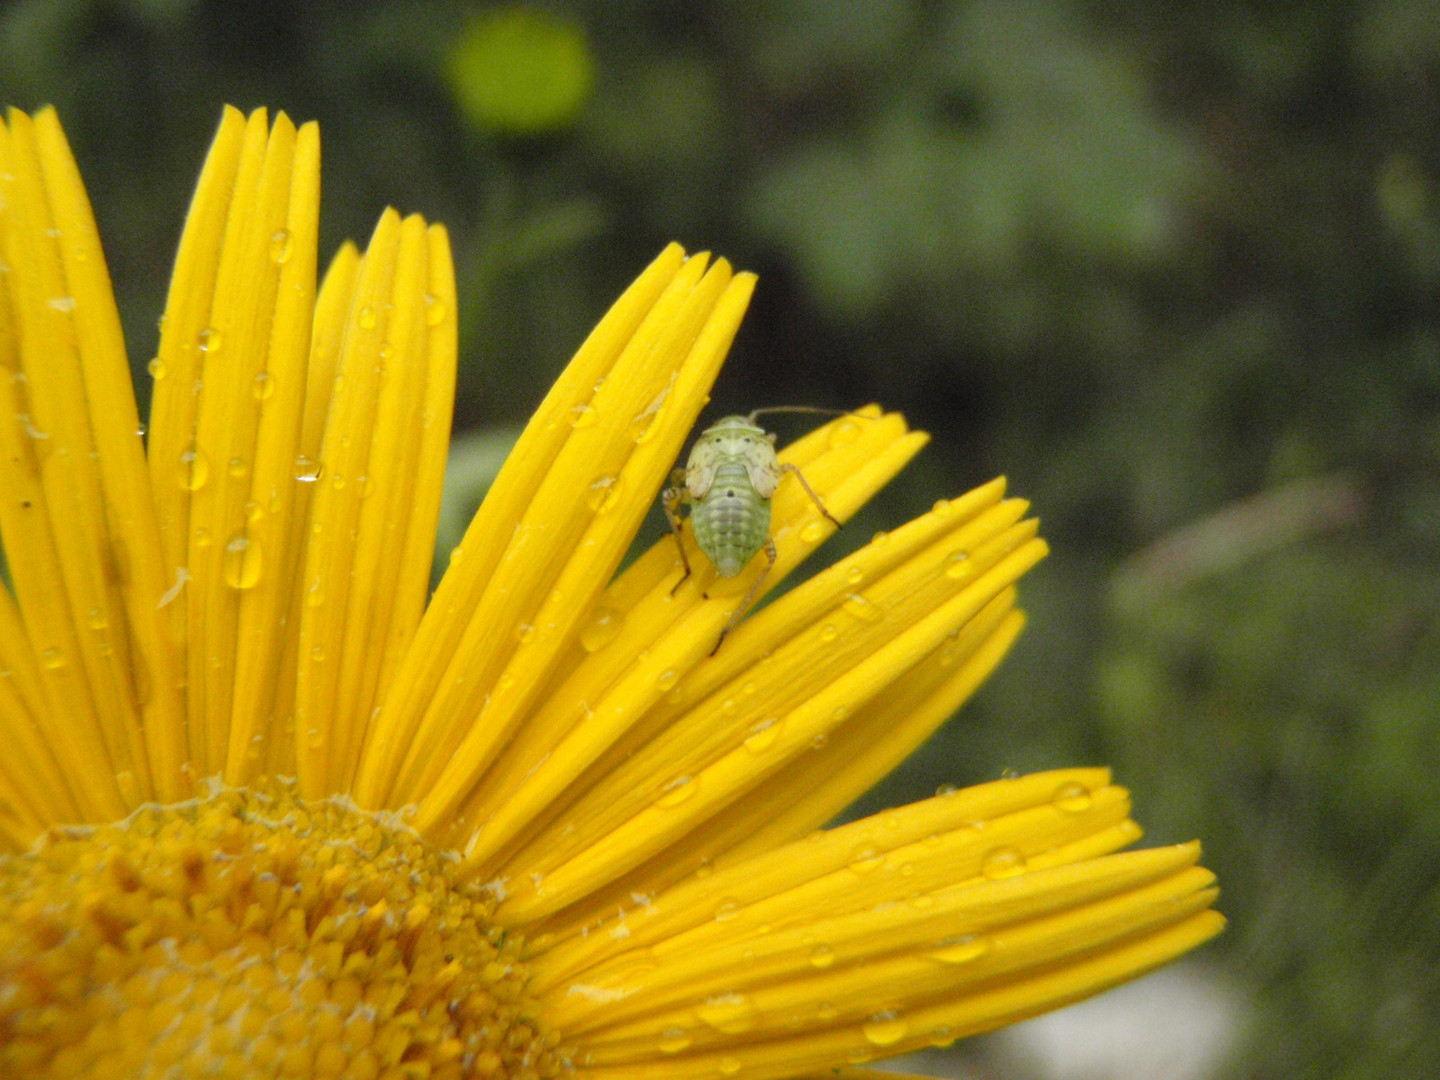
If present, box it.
[743,405,865,423]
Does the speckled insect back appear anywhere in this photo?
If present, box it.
[664,410,845,652]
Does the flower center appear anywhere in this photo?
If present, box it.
[0,782,566,1079]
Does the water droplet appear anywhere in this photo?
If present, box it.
[827,419,862,448]
[223,534,263,590]
[305,580,325,608]
[515,623,536,645]
[809,732,828,750]
[448,545,464,565]
[658,1028,692,1054]
[816,1001,838,1022]
[818,623,838,643]
[1052,782,1093,813]
[841,593,882,622]
[696,993,758,1034]
[713,898,741,921]
[357,305,378,330]
[40,647,65,670]
[845,565,864,585]
[586,475,621,513]
[178,445,210,491]
[931,498,951,516]
[425,296,448,326]
[870,530,889,545]
[571,403,598,429]
[294,456,322,482]
[147,357,166,380]
[48,296,75,313]
[981,846,1026,880]
[925,934,989,965]
[197,327,221,354]
[717,1058,742,1076]
[800,520,826,543]
[944,550,972,579]
[579,606,622,652]
[86,607,107,631]
[269,228,293,263]
[656,775,696,807]
[929,1024,955,1048]
[742,718,780,753]
[935,782,958,796]
[861,1012,908,1047]
[656,669,680,691]
[848,846,883,874]
[227,456,248,481]
[629,388,668,443]
[809,945,835,969]
[251,371,275,400]
[310,645,326,663]
[193,527,212,550]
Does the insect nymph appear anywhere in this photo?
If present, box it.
[663,410,843,653]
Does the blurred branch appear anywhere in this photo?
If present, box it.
[1111,472,1367,613]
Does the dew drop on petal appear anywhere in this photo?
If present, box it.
[862,1012,908,1047]
[294,456,322,482]
[845,565,864,585]
[809,944,835,969]
[223,534,263,590]
[925,934,989,965]
[841,593,882,622]
[713,898,740,922]
[847,846,883,874]
[818,623,838,643]
[357,305,378,330]
[269,228,293,263]
[515,623,536,645]
[40,646,66,671]
[717,1058,742,1076]
[425,295,448,326]
[147,357,166,380]
[197,327,221,354]
[658,1028,692,1054]
[656,775,697,807]
[178,445,210,491]
[579,606,623,652]
[944,549,972,579]
[571,403,598,429]
[800,520,826,543]
[827,419,861,448]
[1052,781,1093,813]
[656,668,680,691]
[981,846,1026,879]
[251,371,275,400]
[742,718,780,753]
[696,993,758,1034]
[586,475,621,513]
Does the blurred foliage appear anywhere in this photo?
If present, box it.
[3,0,1439,1077]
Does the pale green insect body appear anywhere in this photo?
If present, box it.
[683,415,779,577]
[663,411,842,652]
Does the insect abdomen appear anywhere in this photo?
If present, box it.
[692,462,772,577]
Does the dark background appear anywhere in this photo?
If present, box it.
[3,1,1438,1076]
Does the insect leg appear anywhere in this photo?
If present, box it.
[778,462,842,528]
[662,468,694,595]
[711,537,776,656]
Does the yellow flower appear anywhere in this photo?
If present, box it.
[0,106,1223,1080]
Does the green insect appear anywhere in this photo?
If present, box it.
[663,409,844,653]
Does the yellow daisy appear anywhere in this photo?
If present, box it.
[0,106,1223,1080]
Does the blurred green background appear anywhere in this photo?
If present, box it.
[3,1,1438,1077]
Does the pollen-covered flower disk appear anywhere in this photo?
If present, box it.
[0,106,1223,1080]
